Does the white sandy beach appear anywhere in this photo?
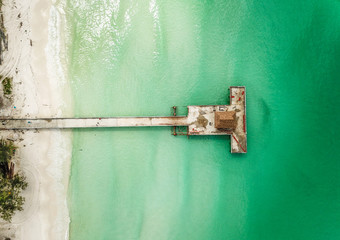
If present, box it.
[0,0,72,239]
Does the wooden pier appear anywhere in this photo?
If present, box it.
[0,86,247,153]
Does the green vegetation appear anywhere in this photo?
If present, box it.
[1,76,13,95]
[0,139,16,165]
[0,140,27,222]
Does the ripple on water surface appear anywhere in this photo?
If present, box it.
[65,0,340,239]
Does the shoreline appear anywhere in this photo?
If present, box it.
[0,0,72,239]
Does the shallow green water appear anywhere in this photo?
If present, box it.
[65,0,340,239]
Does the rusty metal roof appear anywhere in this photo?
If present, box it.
[215,111,237,129]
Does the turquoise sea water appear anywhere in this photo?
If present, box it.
[64,1,340,239]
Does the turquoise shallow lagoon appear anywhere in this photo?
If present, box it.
[64,1,340,239]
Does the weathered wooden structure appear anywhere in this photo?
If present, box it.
[0,87,247,153]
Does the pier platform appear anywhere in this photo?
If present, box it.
[185,86,247,153]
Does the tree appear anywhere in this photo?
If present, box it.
[0,139,16,177]
[0,174,27,222]
[0,139,27,222]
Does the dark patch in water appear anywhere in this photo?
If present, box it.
[260,98,270,126]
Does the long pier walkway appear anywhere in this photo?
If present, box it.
[0,116,189,129]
